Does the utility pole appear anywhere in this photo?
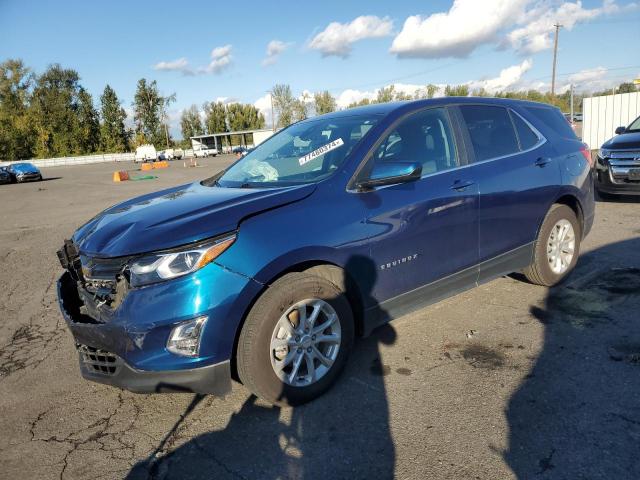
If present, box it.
[269,91,275,132]
[570,83,574,121]
[551,23,562,96]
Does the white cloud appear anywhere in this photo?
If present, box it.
[390,0,529,58]
[335,88,378,108]
[335,83,445,108]
[200,45,233,74]
[559,66,624,92]
[469,59,534,93]
[390,0,631,58]
[506,0,627,54]
[155,45,233,76]
[262,40,292,66]
[254,93,274,127]
[153,57,194,76]
[309,15,393,58]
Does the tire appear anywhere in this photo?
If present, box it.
[237,272,354,406]
[523,204,581,287]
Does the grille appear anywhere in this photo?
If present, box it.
[609,150,640,159]
[607,151,640,184]
[77,344,118,376]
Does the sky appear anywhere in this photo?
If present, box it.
[1,0,639,138]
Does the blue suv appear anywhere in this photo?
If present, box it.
[57,98,595,405]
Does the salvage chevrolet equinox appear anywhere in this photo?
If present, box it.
[57,98,595,405]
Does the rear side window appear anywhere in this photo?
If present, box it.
[525,106,577,139]
[459,105,519,162]
[510,111,539,150]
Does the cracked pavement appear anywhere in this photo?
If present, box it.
[1,158,639,479]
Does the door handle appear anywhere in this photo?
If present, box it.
[535,157,552,167]
[450,179,475,191]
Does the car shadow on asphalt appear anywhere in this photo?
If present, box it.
[126,255,397,480]
[504,237,640,479]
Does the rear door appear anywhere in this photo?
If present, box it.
[454,104,560,278]
[356,106,479,305]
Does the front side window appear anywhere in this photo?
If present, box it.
[370,107,458,176]
[216,114,379,187]
[460,105,520,162]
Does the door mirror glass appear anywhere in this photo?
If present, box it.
[615,126,626,135]
[357,162,422,190]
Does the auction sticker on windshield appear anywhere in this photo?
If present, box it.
[298,138,344,166]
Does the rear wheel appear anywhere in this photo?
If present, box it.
[237,272,354,406]
[523,204,581,286]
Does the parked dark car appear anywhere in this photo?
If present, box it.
[56,98,595,405]
[7,162,43,182]
[595,114,640,197]
[232,146,251,157]
[0,166,12,184]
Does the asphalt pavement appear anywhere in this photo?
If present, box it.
[0,157,638,480]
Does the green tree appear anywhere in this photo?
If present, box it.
[243,103,265,129]
[426,84,439,99]
[376,85,396,103]
[271,84,295,127]
[225,103,266,131]
[444,84,469,97]
[160,93,176,148]
[292,92,311,122]
[617,82,637,93]
[180,104,204,143]
[471,87,489,97]
[76,88,100,154]
[0,59,34,160]
[100,84,129,153]
[314,90,336,115]
[204,101,227,133]
[28,64,86,157]
[347,98,372,109]
[133,78,165,146]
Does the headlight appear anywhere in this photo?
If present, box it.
[128,234,236,287]
[598,148,610,159]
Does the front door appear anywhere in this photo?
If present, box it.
[356,107,479,309]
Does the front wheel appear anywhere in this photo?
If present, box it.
[237,272,354,406]
[523,204,581,287]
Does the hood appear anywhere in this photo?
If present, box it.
[603,131,640,150]
[11,163,39,174]
[73,181,316,257]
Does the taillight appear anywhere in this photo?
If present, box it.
[579,145,594,168]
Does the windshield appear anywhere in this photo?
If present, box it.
[216,114,380,187]
[627,115,640,133]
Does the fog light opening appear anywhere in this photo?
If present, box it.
[167,316,208,357]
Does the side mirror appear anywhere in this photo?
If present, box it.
[356,162,422,190]
[615,126,626,135]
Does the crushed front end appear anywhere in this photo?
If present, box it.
[56,239,261,395]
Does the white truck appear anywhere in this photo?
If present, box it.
[134,144,157,163]
[193,146,218,158]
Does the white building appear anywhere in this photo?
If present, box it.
[582,92,640,149]
[191,128,275,154]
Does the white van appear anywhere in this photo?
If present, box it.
[135,145,157,163]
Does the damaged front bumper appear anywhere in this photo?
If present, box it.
[57,257,263,395]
